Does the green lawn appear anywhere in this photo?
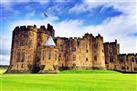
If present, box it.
[59,69,121,74]
[0,69,137,91]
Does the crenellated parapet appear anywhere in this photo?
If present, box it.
[14,25,37,32]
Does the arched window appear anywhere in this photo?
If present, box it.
[48,51,51,60]
[55,51,57,60]
[86,58,88,61]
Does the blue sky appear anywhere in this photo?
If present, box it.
[0,0,137,65]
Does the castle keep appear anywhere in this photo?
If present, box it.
[7,24,137,73]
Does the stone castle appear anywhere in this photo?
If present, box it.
[6,24,137,73]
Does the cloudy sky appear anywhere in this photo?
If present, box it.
[0,0,137,65]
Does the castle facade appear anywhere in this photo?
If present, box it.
[6,24,137,73]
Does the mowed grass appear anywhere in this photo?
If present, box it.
[0,69,137,91]
[59,69,121,74]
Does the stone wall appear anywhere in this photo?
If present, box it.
[118,54,137,72]
[39,46,59,73]
[7,24,137,73]
[104,40,120,70]
[55,33,106,70]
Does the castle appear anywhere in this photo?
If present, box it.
[6,24,137,73]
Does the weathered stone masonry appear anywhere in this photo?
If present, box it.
[6,24,137,73]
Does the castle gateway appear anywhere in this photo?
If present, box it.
[6,24,137,73]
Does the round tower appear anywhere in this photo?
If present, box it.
[7,25,38,73]
[39,36,59,73]
[93,34,106,69]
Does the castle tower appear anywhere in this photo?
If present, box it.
[47,24,55,37]
[93,34,106,69]
[34,26,49,73]
[54,37,69,70]
[78,33,93,69]
[39,36,59,73]
[6,25,37,73]
[104,40,120,70]
[67,37,77,69]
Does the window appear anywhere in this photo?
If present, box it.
[21,64,23,68]
[55,52,57,60]
[105,61,108,64]
[134,67,137,71]
[131,58,135,62]
[86,58,88,61]
[77,41,80,46]
[86,50,88,53]
[94,56,97,61]
[17,52,21,62]
[42,50,45,60]
[122,66,125,70]
[120,58,124,62]
[48,51,51,60]
[110,58,113,62]
[17,64,18,70]
[59,54,61,57]
[21,52,25,62]
[73,63,76,67]
[102,49,104,52]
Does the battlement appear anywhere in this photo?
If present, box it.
[40,25,46,31]
[13,24,55,37]
[83,33,94,39]
[119,53,137,57]
[14,25,37,32]
[104,40,118,46]
[95,33,103,39]
[54,37,68,40]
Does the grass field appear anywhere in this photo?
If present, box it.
[0,69,137,91]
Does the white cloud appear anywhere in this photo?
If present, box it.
[10,15,59,28]
[0,36,11,65]
[10,8,137,53]
[69,0,137,14]
[0,55,10,65]
[68,0,137,54]
[13,15,136,53]
[0,36,11,51]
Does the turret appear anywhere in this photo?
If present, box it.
[47,24,55,37]
[39,36,59,73]
[93,34,106,69]
[6,25,38,73]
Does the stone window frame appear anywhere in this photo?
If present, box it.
[48,50,51,60]
[86,58,88,61]
[55,51,57,60]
